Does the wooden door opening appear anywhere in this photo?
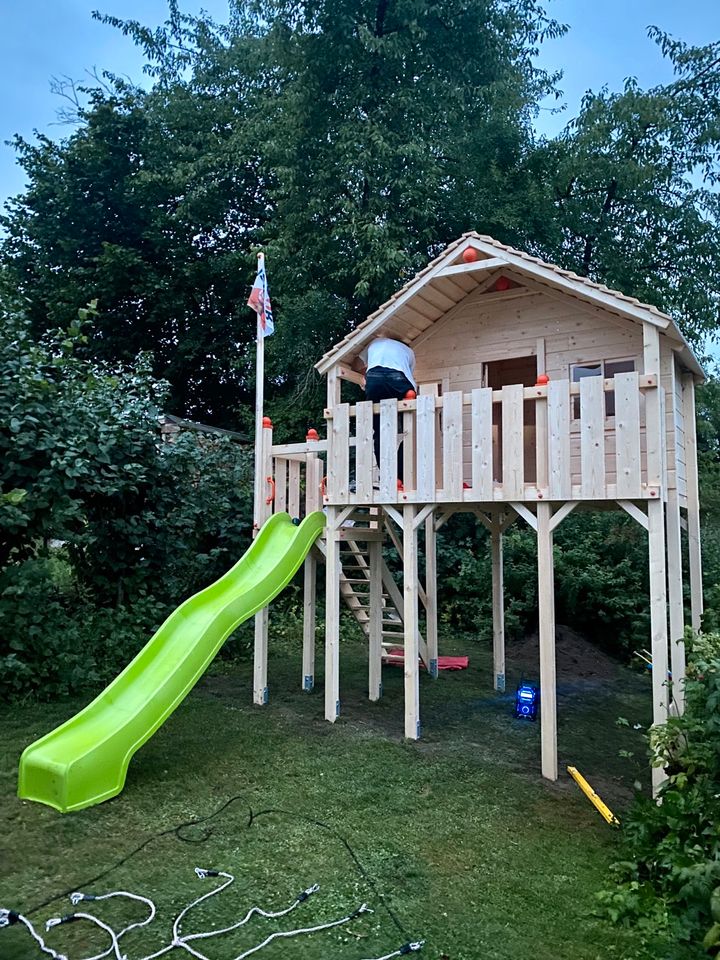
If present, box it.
[484,356,538,483]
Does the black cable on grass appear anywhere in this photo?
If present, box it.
[23,794,409,941]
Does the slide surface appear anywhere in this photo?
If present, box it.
[18,512,325,813]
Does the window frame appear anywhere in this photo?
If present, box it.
[569,356,636,420]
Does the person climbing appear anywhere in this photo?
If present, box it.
[353,336,417,486]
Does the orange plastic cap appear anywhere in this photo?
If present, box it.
[306,428,320,441]
[262,416,273,429]
[536,374,549,386]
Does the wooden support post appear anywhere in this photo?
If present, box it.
[324,507,341,722]
[666,488,686,713]
[252,417,273,705]
[491,520,505,692]
[537,502,557,781]
[302,551,317,692]
[368,539,383,700]
[425,511,438,678]
[682,372,703,631]
[648,497,670,795]
[403,505,420,739]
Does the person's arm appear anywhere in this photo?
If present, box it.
[351,354,367,375]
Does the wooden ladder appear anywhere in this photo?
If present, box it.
[320,507,428,666]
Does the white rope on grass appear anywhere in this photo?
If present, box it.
[47,911,125,960]
[360,941,425,960]
[226,903,374,960]
[68,890,156,960]
[1,909,68,960]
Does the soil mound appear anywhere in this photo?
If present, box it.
[510,624,620,682]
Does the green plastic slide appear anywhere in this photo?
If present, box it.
[18,512,326,814]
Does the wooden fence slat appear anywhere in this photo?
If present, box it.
[471,387,493,500]
[329,402,350,503]
[442,390,464,500]
[548,379,571,500]
[355,400,374,503]
[275,458,287,514]
[580,375,605,498]
[501,383,524,499]
[305,455,323,514]
[379,399,399,503]
[416,394,436,501]
[288,459,301,519]
[615,372,641,499]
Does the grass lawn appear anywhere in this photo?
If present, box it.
[1,632,658,960]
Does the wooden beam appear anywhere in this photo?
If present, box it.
[491,521,505,692]
[648,497,669,796]
[537,501,558,781]
[666,489,686,713]
[509,501,537,531]
[549,501,577,532]
[435,256,506,278]
[253,607,269,706]
[617,499,648,530]
[368,540,383,701]
[403,505,421,739]
[682,372,703,630]
[425,511,438,679]
[302,553,317,692]
[324,506,341,723]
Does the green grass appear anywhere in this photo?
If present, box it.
[1,634,657,960]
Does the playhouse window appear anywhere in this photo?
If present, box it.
[571,358,635,418]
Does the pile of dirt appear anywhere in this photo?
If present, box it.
[509,624,620,682]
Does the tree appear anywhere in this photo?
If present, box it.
[535,29,720,349]
[1,0,565,429]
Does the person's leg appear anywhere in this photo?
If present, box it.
[365,368,414,483]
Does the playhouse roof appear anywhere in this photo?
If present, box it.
[315,232,705,380]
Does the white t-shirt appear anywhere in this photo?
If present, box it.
[362,338,417,389]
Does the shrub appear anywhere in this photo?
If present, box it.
[599,631,720,955]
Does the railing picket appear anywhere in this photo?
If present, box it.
[329,402,350,503]
[442,391,464,500]
[416,394,436,501]
[288,459,301,519]
[580,376,605,498]
[615,372,641,498]
[355,400,374,503]
[548,379,571,500]
[501,384,524,499]
[275,458,287,514]
[471,387,493,500]
[379,399,399,503]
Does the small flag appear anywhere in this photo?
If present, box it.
[247,259,274,337]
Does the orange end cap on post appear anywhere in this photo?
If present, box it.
[404,389,417,400]
[262,416,273,429]
[306,428,320,441]
[536,374,549,386]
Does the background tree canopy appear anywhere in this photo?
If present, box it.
[3,0,717,431]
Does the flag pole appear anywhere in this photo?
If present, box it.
[252,251,265,535]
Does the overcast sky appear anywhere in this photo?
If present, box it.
[1,0,719,205]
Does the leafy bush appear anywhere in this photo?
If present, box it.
[599,631,720,955]
[0,291,254,698]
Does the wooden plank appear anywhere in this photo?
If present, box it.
[425,511,438,678]
[403,409,416,492]
[682,373,703,631]
[305,454,323,515]
[253,607,269,705]
[615,372,642,499]
[379,399,399,503]
[547,379,571,500]
[324,507,341,722]
[491,522,505,692]
[354,400,374,504]
[328,402,350,503]
[275,458,288,514]
[415,393,436,501]
[436,256,505,277]
[617,500,648,530]
[537,502,558,781]
[368,540,383,701]
[549,501,577,531]
[666,489,686,713]
[403,505,420,739]
[501,383,524,499]
[647,497,669,796]
[442,390,464,500]
[288,459,300,519]
[302,553,316,691]
[580,375,605,498]
[471,387,493,500]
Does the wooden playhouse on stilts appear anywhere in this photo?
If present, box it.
[252,233,704,794]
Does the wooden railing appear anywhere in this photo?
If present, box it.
[320,373,664,504]
[255,427,326,528]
